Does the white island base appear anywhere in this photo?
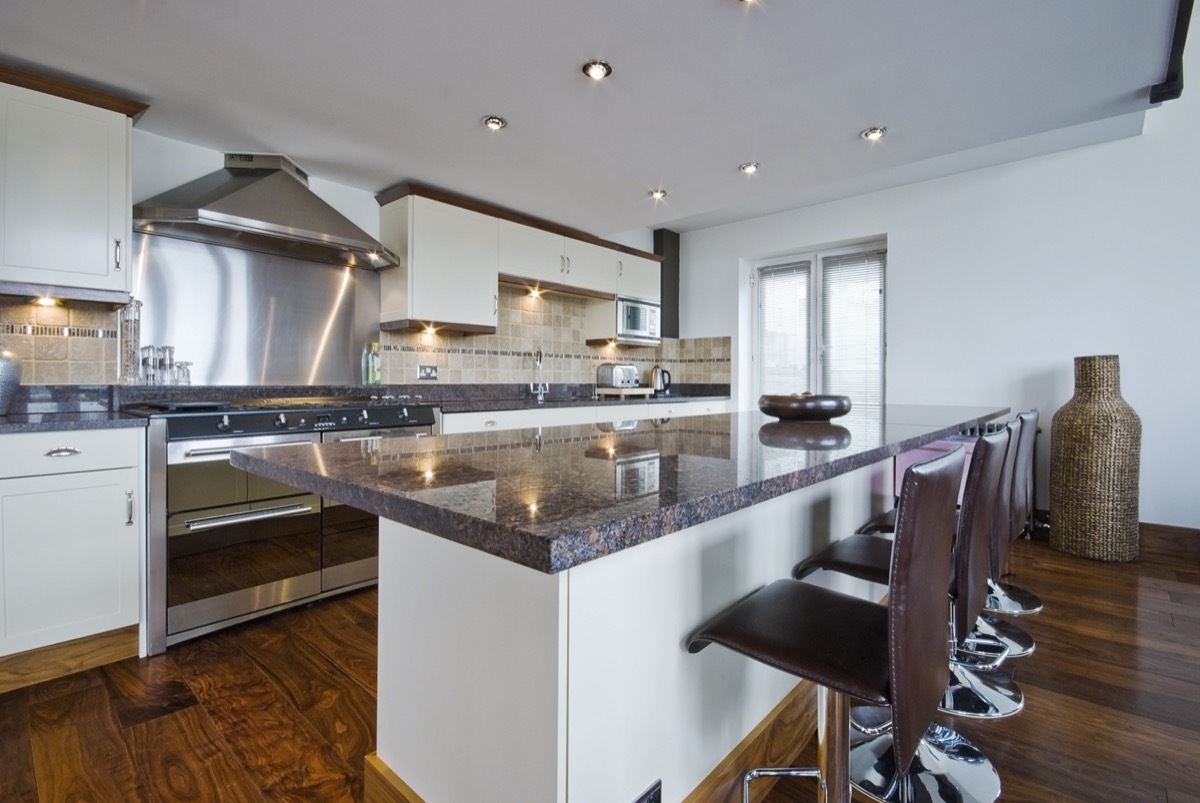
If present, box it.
[366,463,888,803]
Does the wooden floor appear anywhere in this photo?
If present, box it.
[1,532,1197,802]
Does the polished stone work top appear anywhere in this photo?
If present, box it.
[231,404,1007,574]
[0,411,147,434]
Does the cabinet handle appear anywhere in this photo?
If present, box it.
[619,260,624,277]
[560,255,566,276]
[485,420,497,427]
[125,490,134,526]
[565,256,571,276]
[493,293,498,315]
[44,447,82,457]
[114,238,122,272]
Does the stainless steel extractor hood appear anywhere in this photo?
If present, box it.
[133,153,398,269]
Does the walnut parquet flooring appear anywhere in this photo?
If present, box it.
[768,534,1200,802]
[1,535,1196,802]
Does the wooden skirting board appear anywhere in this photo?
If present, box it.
[0,625,139,695]
[365,753,425,803]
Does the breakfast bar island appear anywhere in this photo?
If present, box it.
[230,403,1007,803]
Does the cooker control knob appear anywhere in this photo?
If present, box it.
[274,413,288,428]
[358,409,370,423]
[216,415,231,432]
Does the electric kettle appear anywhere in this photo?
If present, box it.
[651,365,671,394]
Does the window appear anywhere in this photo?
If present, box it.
[755,245,886,408]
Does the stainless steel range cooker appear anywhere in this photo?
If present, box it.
[124,397,438,655]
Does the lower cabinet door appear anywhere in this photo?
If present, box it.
[0,467,140,656]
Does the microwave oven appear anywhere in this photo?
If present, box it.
[616,298,661,345]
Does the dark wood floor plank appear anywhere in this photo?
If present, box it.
[23,666,104,704]
[27,683,148,802]
[272,591,379,696]
[236,616,377,767]
[0,687,38,802]
[125,704,266,803]
[102,653,199,729]
[171,634,362,802]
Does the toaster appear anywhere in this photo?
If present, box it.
[597,363,640,388]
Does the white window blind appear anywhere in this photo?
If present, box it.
[820,250,886,408]
[758,260,812,396]
[756,246,885,405]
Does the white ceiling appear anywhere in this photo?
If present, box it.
[0,0,1180,238]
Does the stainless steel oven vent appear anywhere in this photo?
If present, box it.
[133,153,398,269]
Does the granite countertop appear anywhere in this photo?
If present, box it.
[230,403,1008,574]
[436,393,730,414]
[0,411,147,434]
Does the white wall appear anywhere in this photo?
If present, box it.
[680,48,1199,528]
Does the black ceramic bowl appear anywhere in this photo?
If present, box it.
[758,421,853,451]
[757,393,851,421]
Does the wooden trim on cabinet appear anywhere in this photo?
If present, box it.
[0,62,149,119]
[365,753,426,803]
[376,182,664,262]
[684,680,817,803]
[0,624,139,695]
[497,273,614,301]
[380,318,498,335]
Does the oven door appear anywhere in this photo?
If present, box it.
[319,426,432,591]
[164,433,322,637]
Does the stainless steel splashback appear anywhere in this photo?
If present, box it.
[133,232,380,385]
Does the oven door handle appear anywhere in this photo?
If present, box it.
[183,504,315,532]
[183,440,314,459]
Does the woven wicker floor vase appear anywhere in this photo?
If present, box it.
[1050,355,1141,561]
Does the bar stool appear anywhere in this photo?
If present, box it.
[840,420,1037,658]
[792,428,1024,719]
[986,410,1044,616]
[688,448,1000,803]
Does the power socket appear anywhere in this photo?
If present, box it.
[633,779,662,803]
[418,365,438,380]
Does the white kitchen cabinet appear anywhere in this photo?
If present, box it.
[651,399,730,418]
[562,237,618,296]
[498,222,624,299]
[0,428,143,657]
[379,195,499,333]
[0,81,132,297]
[497,219,565,286]
[441,405,600,435]
[616,254,661,303]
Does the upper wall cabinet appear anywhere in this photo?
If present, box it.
[616,254,660,304]
[497,222,619,297]
[0,78,137,302]
[379,194,499,333]
[381,183,662,314]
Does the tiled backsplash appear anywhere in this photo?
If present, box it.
[0,297,119,384]
[0,285,731,388]
[380,284,729,387]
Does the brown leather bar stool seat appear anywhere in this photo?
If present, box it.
[792,429,1025,719]
[688,448,1001,803]
[986,409,1044,616]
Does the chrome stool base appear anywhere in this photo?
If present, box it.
[974,613,1035,657]
[985,579,1043,615]
[939,664,1024,718]
[849,723,1001,803]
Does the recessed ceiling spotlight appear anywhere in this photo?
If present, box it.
[649,188,668,201]
[860,126,887,141]
[739,162,760,174]
[582,60,612,81]
[482,115,507,131]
